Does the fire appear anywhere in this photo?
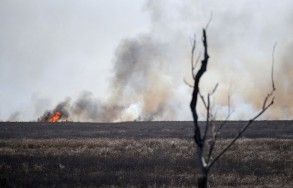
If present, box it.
[49,112,62,122]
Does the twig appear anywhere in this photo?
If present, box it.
[202,83,219,142]
[205,12,213,30]
[191,34,196,78]
[271,43,277,91]
[184,78,194,88]
[203,94,211,143]
[216,89,234,133]
[199,90,207,109]
[210,83,219,95]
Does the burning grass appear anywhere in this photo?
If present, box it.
[0,138,292,187]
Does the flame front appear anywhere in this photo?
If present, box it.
[49,112,62,122]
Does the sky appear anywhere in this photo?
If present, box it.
[0,0,292,121]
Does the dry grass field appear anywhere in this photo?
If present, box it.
[0,121,292,187]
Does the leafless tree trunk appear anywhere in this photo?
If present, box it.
[188,29,276,188]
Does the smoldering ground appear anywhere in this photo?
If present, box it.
[17,0,293,121]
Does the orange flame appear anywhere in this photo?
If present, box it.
[49,112,62,122]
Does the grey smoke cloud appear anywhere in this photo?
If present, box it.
[0,0,148,121]
[2,0,293,121]
[38,35,182,121]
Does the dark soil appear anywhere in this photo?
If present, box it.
[0,121,292,139]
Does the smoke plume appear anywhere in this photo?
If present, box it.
[37,0,293,122]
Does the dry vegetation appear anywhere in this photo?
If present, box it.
[1,137,292,187]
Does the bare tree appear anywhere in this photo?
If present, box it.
[187,29,276,188]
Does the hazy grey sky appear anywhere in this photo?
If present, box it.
[1,0,292,121]
[0,0,149,120]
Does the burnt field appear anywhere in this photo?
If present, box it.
[1,120,293,139]
[0,121,293,187]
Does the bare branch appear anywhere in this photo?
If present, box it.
[202,83,218,143]
[184,78,194,88]
[263,43,277,110]
[263,90,274,110]
[272,42,277,91]
[216,112,233,133]
[216,89,234,133]
[210,83,219,95]
[208,99,274,170]
[191,34,196,79]
[205,12,213,30]
[195,52,202,69]
[199,90,208,109]
[190,29,209,147]
[207,125,216,163]
[202,94,211,142]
